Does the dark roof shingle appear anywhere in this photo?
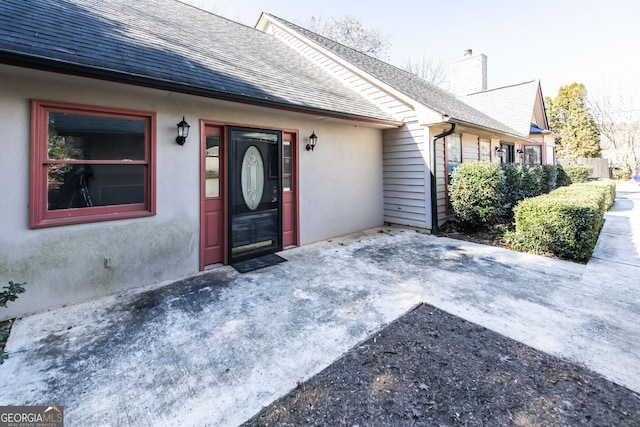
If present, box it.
[267,14,526,137]
[0,0,397,124]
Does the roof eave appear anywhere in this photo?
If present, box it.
[0,51,402,128]
[424,117,533,143]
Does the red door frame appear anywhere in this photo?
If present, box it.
[199,121,300,270]
[200,121,228,269]
[282,130,300,247]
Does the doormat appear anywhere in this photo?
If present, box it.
[231,253,287,274]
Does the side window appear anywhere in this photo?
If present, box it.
[479,138,491,161]
[30,100,156,228]
[283,140,292,191]
[446,134,462,182]
[445,134,462,213]
[205,136,220,197]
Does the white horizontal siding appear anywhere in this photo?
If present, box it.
[382,122,429,229]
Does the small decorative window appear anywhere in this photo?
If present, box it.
[205,136,220,198]
[479,138,491,161]
[283,141,292,191]
[30,100,156,228]
[241,145,265,211]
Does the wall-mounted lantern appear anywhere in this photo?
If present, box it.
[306,131,318,151]
[176,116,190,145]
[495,147,506,155]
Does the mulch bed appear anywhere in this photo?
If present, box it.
[438,221,511,249]
[243,304,640,426]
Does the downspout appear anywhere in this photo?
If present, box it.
[430,122,456,234]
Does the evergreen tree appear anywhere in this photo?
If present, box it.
[545,83,601,159]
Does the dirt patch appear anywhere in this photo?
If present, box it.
[439,221,511,249]
[243,304,640,426]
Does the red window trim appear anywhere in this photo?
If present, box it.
[30,100,157,228]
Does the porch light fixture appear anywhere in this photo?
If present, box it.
[516,148,524,154]
[495,147,506,155]
[306,131,318,151]
[175,116,190,145]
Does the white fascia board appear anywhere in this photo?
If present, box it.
[416,106,448,126]
[256,14,424,119]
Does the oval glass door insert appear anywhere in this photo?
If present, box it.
[241,145,264,210]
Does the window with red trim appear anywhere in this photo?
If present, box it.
[523,145,542,165]
[30,100,156,228]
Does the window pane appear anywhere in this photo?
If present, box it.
[283,158,291,174]
[525,146,542,165]
[206,137,220,198]
[447,134,461,163]
[479,138,491,161]
[206,178,219,198]
[447,134,462,177]
[283,175,292,191]
[205,156,220,198]
[47,164,145,210]
[283,141,291,157]
[48,112,146,160]
[206,137,219,155]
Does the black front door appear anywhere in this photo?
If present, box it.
[228,127,282,263]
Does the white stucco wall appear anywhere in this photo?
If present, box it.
[0,65,384,318]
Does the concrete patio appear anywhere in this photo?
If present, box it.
[1,181,639,426]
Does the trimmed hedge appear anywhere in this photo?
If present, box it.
[449,162,605,233]
[451,163,561,228]
[560,164,593,184]
[585,179,617,210]
[510,180,616,261]
[449,161,506,230]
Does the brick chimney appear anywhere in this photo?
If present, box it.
[450,49,487,96]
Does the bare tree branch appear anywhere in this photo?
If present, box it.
[306,15,391,60]
[402,55,447,87]
[589,88,640,175]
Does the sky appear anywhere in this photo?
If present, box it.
[183,0,639,113]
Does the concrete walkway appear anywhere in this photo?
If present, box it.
[1,182,639,426]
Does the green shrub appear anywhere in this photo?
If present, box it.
[574,179,616,210]
[541,165,559,193]
[501,164,545,217]
[521,165,544,199]
[501,163,524,213]
[510,181,614,261]
[556,165,571,187]
[560,164,593,184]
[1,281,26,365]
[612,168,631,180]
[449,161,506,230]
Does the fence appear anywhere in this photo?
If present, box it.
[559,158,611,179]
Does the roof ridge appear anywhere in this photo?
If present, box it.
[264,13,527,138]
[465,79,538,96]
